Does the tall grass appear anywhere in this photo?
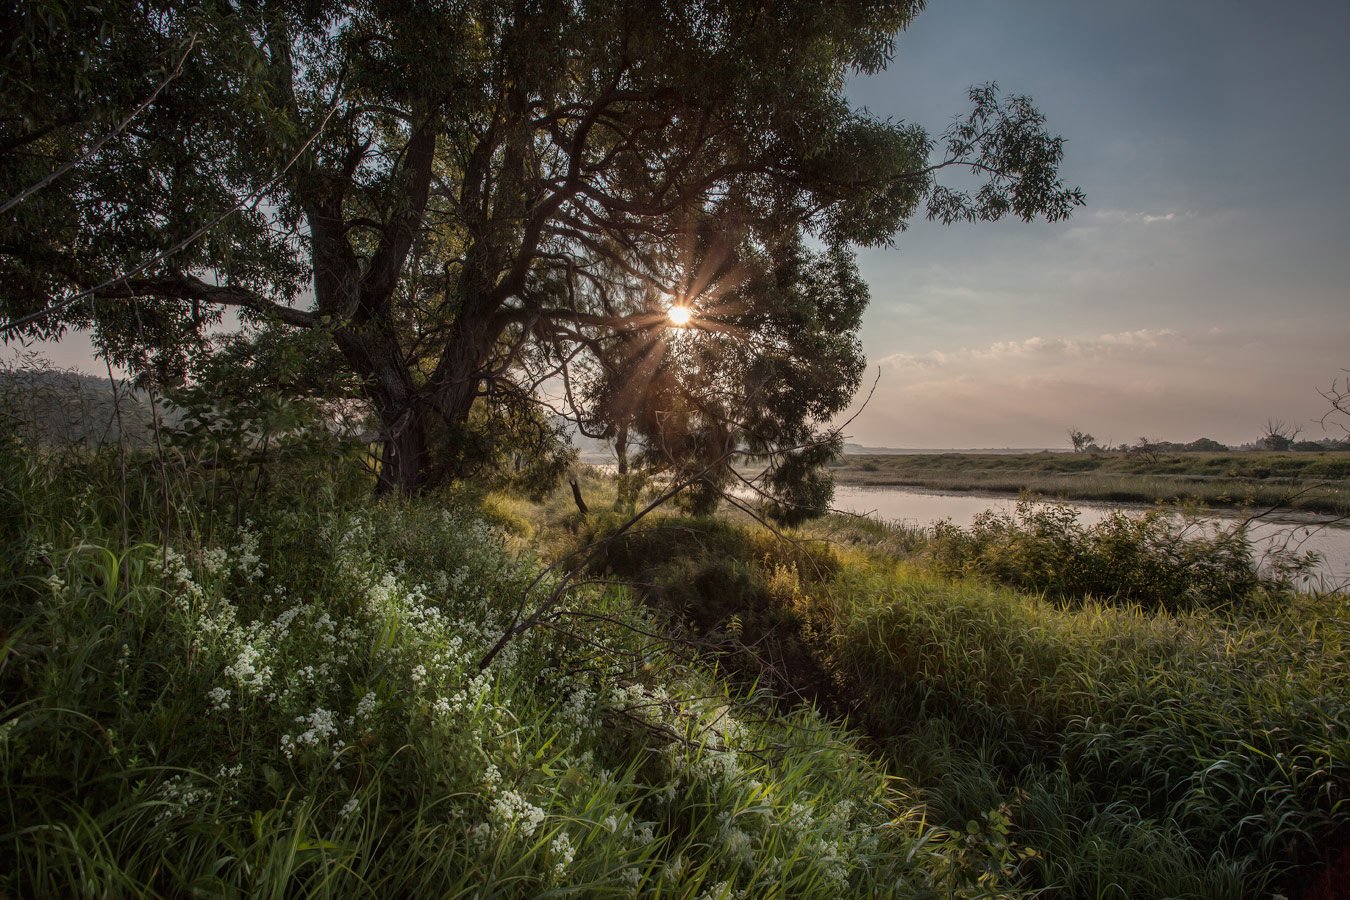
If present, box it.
[830,563,1346,896]
[1,437,1024,897]
[585,506,1349,898]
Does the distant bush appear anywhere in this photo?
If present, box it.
[925,499,1282,610]
[0,362,159,448]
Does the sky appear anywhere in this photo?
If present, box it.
[17,2,1350,450]
[839,0,1350,448]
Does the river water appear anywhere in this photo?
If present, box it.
[831,485,1350,591]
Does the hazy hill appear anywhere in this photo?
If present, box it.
[842,442,1060,455]
[0,368,159,448]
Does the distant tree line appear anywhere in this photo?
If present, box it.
[1068,426,1350,455]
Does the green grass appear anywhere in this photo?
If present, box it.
[578,501,1349,899]
[1,443,1022,898]
[6,422,1347,898]
[829,561,1346,897]
[831,451,1350,516]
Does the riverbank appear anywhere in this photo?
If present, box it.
[831,450,1350,516]
[533,469,1350,898]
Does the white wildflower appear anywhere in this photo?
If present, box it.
[549,831,576,878]
[200,547,228,577]
[724,826,754,863]
[469,822,493,846]
[233,524,264,580]
[281,707,338,758]
[158,774,209,821]
[490,790,546,838]
[225,643,272,694]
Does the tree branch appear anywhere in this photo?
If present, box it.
[91,274,316,328]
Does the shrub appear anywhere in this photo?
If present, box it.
[587,503,1348,898]
[926,499,1276,610]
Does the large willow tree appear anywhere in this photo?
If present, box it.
[1,0,1082,506]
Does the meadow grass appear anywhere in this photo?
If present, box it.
[1,443,1021,898]
[6,421,1347,898]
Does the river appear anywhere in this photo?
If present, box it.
[830,485,1350,590]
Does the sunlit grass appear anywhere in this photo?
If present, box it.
[574,498,1348,898]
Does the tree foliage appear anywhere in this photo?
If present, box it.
[2,0,1084,514]
[1260,419,1301,452]
[1067,428,1096,453]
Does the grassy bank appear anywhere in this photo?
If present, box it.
[6,439,1347,897]
[832,451,1350,516]
[570,488,1349,898]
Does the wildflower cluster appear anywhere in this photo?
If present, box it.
[158,774,210,823]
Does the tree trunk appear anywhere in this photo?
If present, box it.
[614,423,636,512]
[375,401,430,495]
[425,306,499,482]
[569,474,589,514]
[330,321,434,495]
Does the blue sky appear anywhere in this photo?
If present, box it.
[840,0,1350,447]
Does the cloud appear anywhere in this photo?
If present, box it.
[1091,208,1196,225]
[878,328,1181,370]
[849,323,1347,448]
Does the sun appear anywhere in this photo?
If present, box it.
[666,305,693,327]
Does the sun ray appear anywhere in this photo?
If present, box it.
[611,332,669,422]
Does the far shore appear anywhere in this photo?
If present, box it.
[827,450,1350,517]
